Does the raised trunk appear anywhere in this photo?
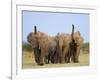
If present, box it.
[71,24,74,41]
[34,25,37,34]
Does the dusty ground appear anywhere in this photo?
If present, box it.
[22,51,89,69]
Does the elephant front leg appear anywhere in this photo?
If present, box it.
[39,49,45,65]
[33,48,40,64]
[44,56,49,64]
[39,56,45,65]
[73,46,80,63]
[51,52,58,64]
[61,47,68,63]
[66,50,71,63]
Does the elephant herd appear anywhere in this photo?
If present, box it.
[27,25,84,65]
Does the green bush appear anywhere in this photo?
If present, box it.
[82,42,89,53]
[22,43,32,52]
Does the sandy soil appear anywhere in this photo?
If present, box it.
[22,51,89,69]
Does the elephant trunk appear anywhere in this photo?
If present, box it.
[71,24,74,41]
[34,25,37,34]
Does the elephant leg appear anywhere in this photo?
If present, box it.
[71,50,76,63]
[66,50,71,63]
[68,45,75,63]
[45,55,49,64]
[39,49,45,65]
[58,54,62,64]
[65,54,67,63]
[33,48,40,64]
[55,45,62,64]
[61,47,68,63]
[47,55,50,64]
[45,52,51,64]
[47,53,51,64]
[50,52,55,64]
[51,56,54,64]
[52,52,57,64]
[74,46,80,63]
[50,55,53,63]
[57,52,61,63]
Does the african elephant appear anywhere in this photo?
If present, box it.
[55,33,71,63]
[55,25,84,63]
[45,36,57,64]
[69,31,84,63]
[27,26,50,65]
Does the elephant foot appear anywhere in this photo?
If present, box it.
[51,59,55,64]
[60,57,65,64]
[74,60,79,63]
[73,58,79,63]
[67,61,70,63]
[46,62,50,64]
[60,61,65,64]
[38,63,44,65]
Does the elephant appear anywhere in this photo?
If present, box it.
[68,31,84,63]
[27,26,50,65]
[44,36,57,64]
[55,33,71,63]
[65,24,78,63]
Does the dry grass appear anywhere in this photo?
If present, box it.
[22,51,89,69]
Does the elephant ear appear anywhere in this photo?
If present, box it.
[27,32,32,43]
[74,31,81,37]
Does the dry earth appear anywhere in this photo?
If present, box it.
[22,50,89,69]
